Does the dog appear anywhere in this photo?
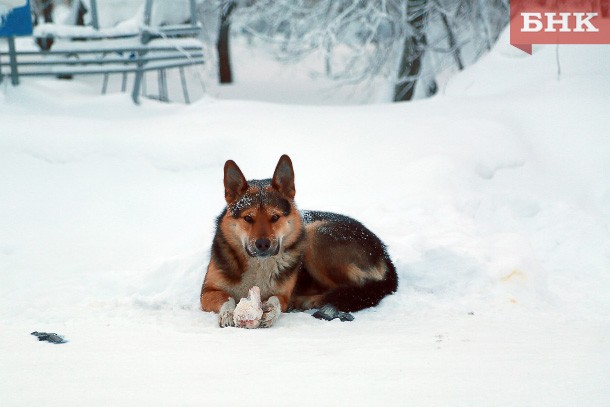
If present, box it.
[200,155,398,327]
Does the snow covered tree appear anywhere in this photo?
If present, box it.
[225,0,509,101]
[393,0,428,101]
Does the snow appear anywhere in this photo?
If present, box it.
[0,0,25,25]
[77,0,193,29]
[33,22,140,39]
[0,0,26,7]
[1,28,610,405]
[79,0,142,29]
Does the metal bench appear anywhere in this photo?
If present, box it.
[0,0,204,104]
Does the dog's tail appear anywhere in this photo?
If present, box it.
[324,259,398,312]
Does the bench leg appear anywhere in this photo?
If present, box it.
[101,73,109,94]
[132,51,147,104]
[132,69,142,104]
[179,67,190,104]
[157,69,168,102]
[8,37,20,86]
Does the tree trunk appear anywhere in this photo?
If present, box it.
[217,1,237,84]
[440,12,464,70]
[393,0,429,102]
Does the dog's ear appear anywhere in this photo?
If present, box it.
[272,154,295,199]
[224,160,248,204]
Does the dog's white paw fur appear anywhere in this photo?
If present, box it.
[260,296,281,328]
[218,298,236,328]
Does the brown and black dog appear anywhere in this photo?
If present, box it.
[200,155,398,327]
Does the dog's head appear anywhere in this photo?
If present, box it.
[221,155,302,258]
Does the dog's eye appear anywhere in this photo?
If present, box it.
[244,215,254,224]
[270,214,280,223]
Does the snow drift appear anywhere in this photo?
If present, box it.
[1,28,609,406]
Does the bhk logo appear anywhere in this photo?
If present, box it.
[521,12,599,32]
[510,0,610,54]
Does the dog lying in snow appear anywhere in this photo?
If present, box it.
[200,155,398,328]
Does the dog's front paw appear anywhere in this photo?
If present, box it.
[260,296,281,328]
[218,298,236,328]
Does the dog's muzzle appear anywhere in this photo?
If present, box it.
[246,238,279,257]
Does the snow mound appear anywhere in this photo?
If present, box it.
[1,26,610,406]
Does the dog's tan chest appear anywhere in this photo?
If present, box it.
[226,251,294,301]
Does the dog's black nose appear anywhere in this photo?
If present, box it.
[255,238,271,253]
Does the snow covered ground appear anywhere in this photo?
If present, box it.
[1,29,610,406]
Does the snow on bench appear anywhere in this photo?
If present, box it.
[1,0,204,104]
[0,36,205,104]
